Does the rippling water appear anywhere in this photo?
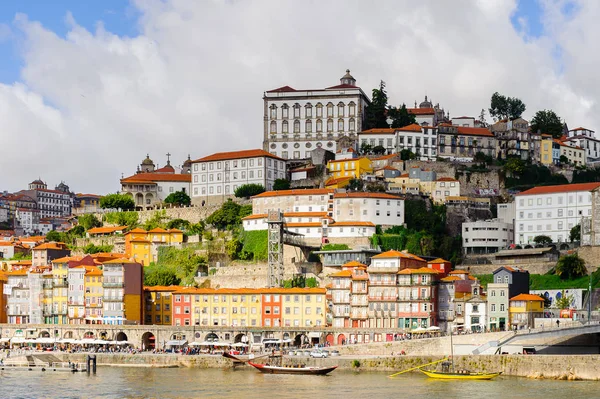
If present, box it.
[1,367,598,399]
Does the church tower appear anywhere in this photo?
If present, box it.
[140,154,155,173]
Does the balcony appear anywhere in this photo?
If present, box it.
[53,279,67,287]
[103,282,124,288]
[103,296,124,302]
[68,300,85,306]
[368,296,398,302]
[350,314,368,320]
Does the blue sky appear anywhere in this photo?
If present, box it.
[0,0,139,83]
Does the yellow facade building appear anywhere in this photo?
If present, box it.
[327,157,372,180]
[144,286,179,325]
[540,135,554,165]
[50,256,80,324]
[124,228,184,266]
[509,293,544,329]
[84,266,104,324]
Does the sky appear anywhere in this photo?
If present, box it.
[0,0,595,194]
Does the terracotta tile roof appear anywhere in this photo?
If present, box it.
[101,259,139,264]
[290,166,316,173]
[6,269,28,276]
[516,182,600,196]
[510,293,544,301]
[171,287,326,295]
[329,270,353,277]
[360,128,395,134]
[342,260,367,268]
[34,242,69,250]
[570,127,594,132]
[372,250,425,261]
[84,266,103,277]
[192,149,284,163]
[372,154,399,161]
[326,83,359,90]
[454,126,494,137]
[253,189,333,198]
[328,157,370,164]
[154,165,175,173]
[429,258,450,264]
[453,116,474,119]
[120,173,191,184]
[127,228,148,234]
[325,176,354,186]
[407,107,435,115]
[87,226,127,235]
[148,228,168,233]
[441,276,461,282]
[144,285,183,292]
[284,222,322,228]
[449,270,469,275]
[396,124,422,132]
[169,228,183,233]
[333,192,402,200]
[398,267,440,275]
[266,85,297,93]
[52,256,82,263]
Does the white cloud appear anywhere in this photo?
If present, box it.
[0,0,596,193]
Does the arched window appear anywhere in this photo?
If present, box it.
[306,120,312,133]
[338,102,345,117]
[349,102,356,117]
[338,119,344,132]
[349,118,355,131]
[293,103,301,118]
[327,119,333,132]
[270,120,277,133]
[294,120,300,133]
[316,103,323,118]
[316,119,323,132]
[305,103,313,118]
[282,120,288,133]
[270,105,277,119]
[282,104,289,119]
[327,102,334,117]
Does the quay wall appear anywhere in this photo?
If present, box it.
[56,353,600,380]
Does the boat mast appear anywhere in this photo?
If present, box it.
[450,324,454,373]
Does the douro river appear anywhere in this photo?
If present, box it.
[1,367,598,398]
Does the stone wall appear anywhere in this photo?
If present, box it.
[402,160,457,178]
[456,169,503,197]
[462,262,556,275]
[96,204,222,227]
[576,246,600,273]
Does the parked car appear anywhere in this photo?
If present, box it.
[310,349,329,358]
[330,350,340,357]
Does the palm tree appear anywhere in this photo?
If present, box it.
[555,254,587,280]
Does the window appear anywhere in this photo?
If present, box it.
[306,119,312,133]
[282,120,288,133]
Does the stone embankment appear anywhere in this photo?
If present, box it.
[54,352,600,380]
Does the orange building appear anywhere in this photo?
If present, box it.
[0,271,6,323]
[144,286,180,325]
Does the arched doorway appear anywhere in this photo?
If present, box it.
[39,331,50,338]
[326,333,334,346]
[337,334,346,345]
[234,333,248,344]
[294,334,308,348]
[83,331,95,339]
[63,331,74,339]
[99,331,108,340]
[135,193,144,206]
[205,333,219,342]
[142,332,155,351]
[145,193,154,207]
[115,332,128,342]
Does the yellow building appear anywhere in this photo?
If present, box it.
[324,176,353,189]
[278,288,327,328]
[124,228,184,266]
[540,135,554,165]
[509,293,544,329]
[327,157,372,180]
[144,286,179,325]
[84,266,104,324]
[50,256,81,324]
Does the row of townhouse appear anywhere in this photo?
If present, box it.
[241,188,405,243]
[144,287,327,328]
[328,250,452,332]
[1,253,143,325]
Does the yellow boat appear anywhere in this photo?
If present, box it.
[418,369,502,380]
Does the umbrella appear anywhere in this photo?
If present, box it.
[426,326,441,331]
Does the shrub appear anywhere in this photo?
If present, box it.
[103,211,139,227]
[100,193,135,211]
[321,243,350,251]
[352,360,361,368]
[234,184,265,198]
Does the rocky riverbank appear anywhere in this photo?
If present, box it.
[54,352,600,380]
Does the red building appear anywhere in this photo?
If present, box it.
[261,289,283,327]
[172,288,194,326]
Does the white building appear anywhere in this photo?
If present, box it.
[191,149,287,205]
[514,182,600,244]
[462,219,514,254]
[20,180,72,219]
[358,124,438,160]
[407,96,446,126]
[333,192,404,227]
[16,207,40,235]
[463,284,487,333]
[251,189,333,215]
[263,70,370,159]
[451,116,476,127]
[0,207,7,223]
[565,127,600,163]
[431,177,461,204]
[67,266,87,324]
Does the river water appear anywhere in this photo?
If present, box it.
[1,367,598,399]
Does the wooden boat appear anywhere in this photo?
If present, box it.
[418,368,501,380]
[247,361,337,375]
[223,352,337,375]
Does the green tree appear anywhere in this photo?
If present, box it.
[388,104,416,128]
[533,235,553,246]
[400,149,416,161]
[364,80,389,129]
[69,225,86,237]
[273,179,291,191]
[167,218,191,230]
[83,243,114,254]
[164,191,191,207]
[143,210,168,230]
[321,243,351,251]
[103,211,139,227]
[559,155,569,165]
[206,199,246,230]
[99,193,135,211]
[226,237,243,260]
[530,109,564,138]
[489,92,526,121]
[360,142,373,155]
[555,290,574,309]
[144,268,181,286]
[570,224,581,242]
[372,145,386,155]
[234,184,265,198]
[46,230,61,242]
[504,157,526,176]
[78,214,102,230]
[188,222,205,239]
[555,254,587,280]
[346,178,364,192]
